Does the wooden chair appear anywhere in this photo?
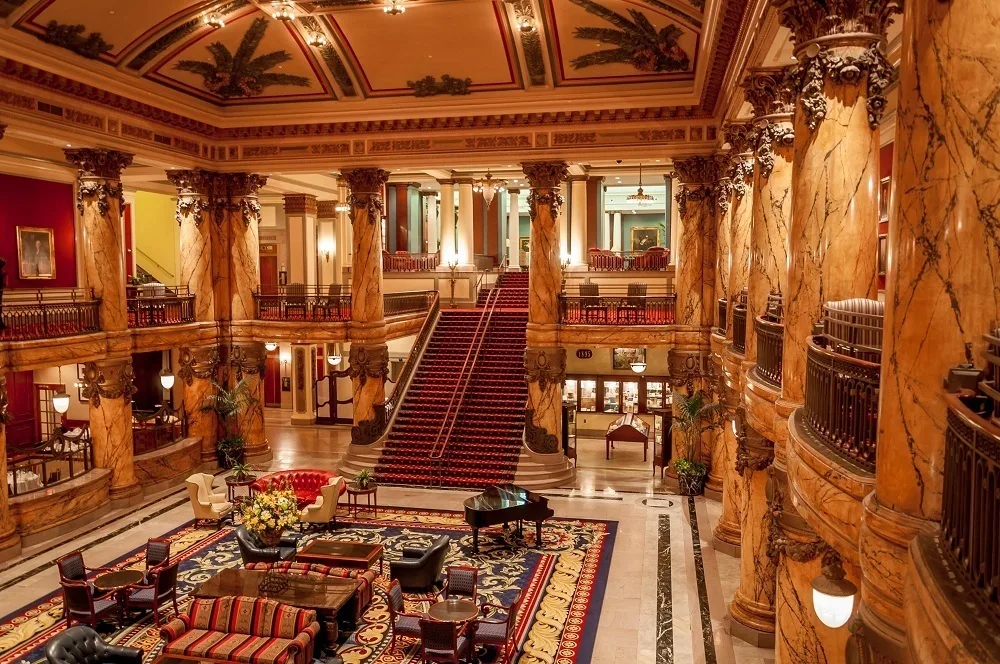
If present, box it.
[472,591,522,662]
[285,283,308,319]
[144,538,171,582]
[56,552,110,599]
[439,565,478,603]
[387,579,423,653]
[125,559,179,627]
[61,580,119,629]
[579,283,606,323]
[618,282,648,324]
[313,283,343,320]
[419,618,471,664]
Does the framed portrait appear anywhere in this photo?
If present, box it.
[879,176,891,222]
[878,235,888,276]
[519,237,530,262]
[281,376,291,392]
[16,226,56,279]
[613,347,646,371]
[630,226,659,252]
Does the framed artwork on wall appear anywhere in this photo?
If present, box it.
[16,226,55,279]
[613,347,646,370]
[878,235,888,276]
[879,176,891,222]
[630,226,659,251]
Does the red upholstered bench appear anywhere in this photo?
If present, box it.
[251,470,346,509]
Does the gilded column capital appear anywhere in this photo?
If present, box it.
[80,359,136,407]
[216,173,266,226]
[167,169,217,227]
[283,193,318,216]
[524,347,567,392]
[343,168,389,226]
[348,343,389,386]
[742,67,796,121]
[673,155,726,220]
[65,148,134,216]
[776,0,900,45]
[521,161,568,189]
[229,342,266,381]
[723,122,757,156]
[177,345,220,386]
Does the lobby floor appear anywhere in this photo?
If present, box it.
[0,414,774,664]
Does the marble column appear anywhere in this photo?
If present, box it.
[317,201,338,285]
[168,169,216,322]
[0,374,21,561]
[776,1,895,406]
[457,179,475,267]
[507,189,521,268]
[337,182,352,278]
[81,358,141,503]
[178,346,220,464]
[862,0,999,658]
[64,148,133,334]
[557,182,569,256]
[569,176,587,266]
[229,343,267,461]
[423,191,439,255]
[673,156,724,329]
[290,344,317,425]
[343,168,390,445]
[220,173,267,322]
[522,161,568,454]
[439,180,456,263]
[285,194,318,286]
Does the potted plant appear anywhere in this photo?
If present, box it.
[671,391,722,496]
[354,468,376,489]
[201,378,257,468]
[241,487,299,547]
[228,462,255,483]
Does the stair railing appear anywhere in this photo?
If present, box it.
[427,287,501,483]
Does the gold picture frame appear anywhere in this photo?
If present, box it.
[879,176,891,222]
[16,226,56,280]
[630,226,659,252]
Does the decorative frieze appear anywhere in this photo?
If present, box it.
[524,348,567,392]
[177,346,220,386]
[342,168,389,226]
[407,74,472,97]
[347,344,389,386]
[80,359,137,407]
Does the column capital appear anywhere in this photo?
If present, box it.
[229,342,266,381]
[723,121,757,156]
[454,177,475,186]
[776,0,900,47]
[521,161,568,189]
[64,148,134,180]
[420,190,438,198]
[437,178,456,187]
[348,344,389,386]
[567,174,589,183]
[507,188,521,195]
[283,193,318,216]
[317,200,338,219]
[80,358,136,408]
[672,155,727,185]
[742,67,796,121]
[221,172,267,198]
[168,169,217,227]
[178,345,220,386]
[343,168,389,226]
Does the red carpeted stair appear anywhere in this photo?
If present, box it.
[377,272,530,488]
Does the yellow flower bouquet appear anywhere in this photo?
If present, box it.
[241,487,299,546]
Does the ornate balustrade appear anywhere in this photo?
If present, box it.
[6,427,94,497]
[132,405,188,455]
[0,288,100,341]
[126,285,195,328]
[731,289,748,353]
[753,293,784,387]
[716,297,728,335]
[801,299,884,471]
[384,290,436,317]
[587,248,671,271]
[559,286,676,325]
[254,285,351,321]
[383,251,440,272]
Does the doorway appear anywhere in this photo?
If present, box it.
[264,351,281,408]
[5,370,35,448]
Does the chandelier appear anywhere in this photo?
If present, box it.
[271,1,296,21]
[627,163,655,208]
[203,12,225,29]
[307,31,328,48]
[475,171,505,208]
[383,0,406,15]
[334,201,350,214]
[516,14,536,33]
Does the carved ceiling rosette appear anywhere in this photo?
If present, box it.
[342,168,389,226]
[522,161,568,222]
[348,344,389,386]
[177,345,220,386]
[80,359,137,407]
[167,169,216,227]
[776,0,901,131]
[524,347,567,392]
[65,148,134,217]
[229,343,266,381]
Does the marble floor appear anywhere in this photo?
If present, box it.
[0,413,774,664]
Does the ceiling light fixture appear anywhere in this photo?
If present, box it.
[475,171,505,208]
[53,366,70,415]
[271,1,296,22]
[516,14,536,33]
[307,31,328,48]
[383,0,406,15]
[265,341,279,352]
[204,11,225,29]
[627,162,655,208]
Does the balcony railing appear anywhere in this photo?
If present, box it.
[0,289,100,342]
[126,285,195,328]
[588,248,671,271]
[7,426,94,497]
[384,290,437,317]
[732,289,748,354]
[383,251,441,272]
[133,404,188,455]
[716,297,728,334]
[801,299,884,471]
[753,293,784,388]
[559,285,676,325]
[255,284,351,321]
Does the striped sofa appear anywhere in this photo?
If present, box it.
[244,561,376,623]
[160,597,319,664]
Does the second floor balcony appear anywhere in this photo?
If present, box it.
[7,426,94,498]
[588,248,670,271]
[1,289,100,342]
[731,289,748,354]
[383,251,440,272]
[126,284,195,328]
[560,283,676,325]
[753,294,784,388]
[254,286,435,322]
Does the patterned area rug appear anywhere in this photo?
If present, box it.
[0,506,615,664]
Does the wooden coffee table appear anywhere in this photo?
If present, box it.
[427,598,479,623]
[296,539,384,575]
[191,568,359,647]
[94,569,144,627]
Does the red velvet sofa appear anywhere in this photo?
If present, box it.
[251,470,346,508]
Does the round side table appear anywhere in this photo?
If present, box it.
[225,475,257,516]
[346,482,377,518]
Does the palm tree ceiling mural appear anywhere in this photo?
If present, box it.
[175,17,311,99]
[568,0,692,73]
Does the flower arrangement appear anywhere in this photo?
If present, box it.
[241,488,299,546]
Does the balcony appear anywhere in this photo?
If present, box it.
[255,284,351,321]
[559,284,676,325]
[753,294,784,388]
[801,299,884,471]
[126,284,195,328]
[383,251,440,272]
[731,289,748,354]
[132,404,188,455]
[7,427,94,497]
[716,297,728,335]
[384,290,437,317]
[587,248,670,271]
[0,289,100,342]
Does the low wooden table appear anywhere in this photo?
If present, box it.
[296,539,384,575]
[191,568,359,648]
[225,475,257,505]
[94,569,144,627]
[345,482,378,518]
[427,598,479,623]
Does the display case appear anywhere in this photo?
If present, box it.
[605,413,651,461]
[563,379,579,410]
[603,381,621,413]
[562,403,577,464]
[650,407,673,478]
[623,381,639,413]
[579,380,597,412]
[646,381,664,409]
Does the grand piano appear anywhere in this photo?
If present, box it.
[463,484,554,553]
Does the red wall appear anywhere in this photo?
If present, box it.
[0,173,77,289]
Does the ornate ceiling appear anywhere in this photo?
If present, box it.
[0,0,734,118]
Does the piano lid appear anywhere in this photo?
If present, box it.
[463,484,543,511]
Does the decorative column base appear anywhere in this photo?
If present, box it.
[523,348,565,455]
[349,343,389,445]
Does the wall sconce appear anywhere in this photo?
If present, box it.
[159,369,175,390]
[265,341,278,352]
[319,238,335,263]
[280,350,291,373]
[811,555,858,629]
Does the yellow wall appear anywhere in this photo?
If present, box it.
[134,191,179,284]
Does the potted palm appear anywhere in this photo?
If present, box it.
[201,378,257,469]
[354,468,376,489]
[228,462,256,483]
[671,391,722,495]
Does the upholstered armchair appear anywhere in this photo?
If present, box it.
[235,525,301,565]
[419,619,471,664]
[185,473,233,526]
[471,591,523,661]
[299,476,346,529]
[439,565,478,602]
[45,626,142,664]
[389,534,450,590]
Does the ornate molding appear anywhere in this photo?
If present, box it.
[343,168,389,226]
[283,194,318,216]
[522,161,568,189]
[756,124,795,179]
[729,156,754,200]
[674,184,714,221]
[524,409,559,454]
[80,359,136,407]
[788,46,895,131]
[177,346,220,386]
[723,121,756,155]
[741,67,795,120]
[407,74,472,97]
[167,169,215,227]
[734,416,775,475]
[715,177,734,217]
[65,148,134,217]
[667,349,711,393]
[348,344,389,386]
[40,21,114,60]
[673,155,725,185]
[776,0,901,45]
[767,467,833,563]
[351,416,383,446]
[524,348,567,392]
[229,343,266,381]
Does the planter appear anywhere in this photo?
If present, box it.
[255,529,282,547]
[677,472,706,496]
[217,446,246,469]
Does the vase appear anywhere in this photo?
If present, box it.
[257,529,282,547]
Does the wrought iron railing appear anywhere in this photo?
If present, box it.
[559,285,676,325]
[132,405,188,455]
[384,290,436,317]
[588,249,670,271]
[732,289,748,354]
[754,293,784,387]
[383,251,441,272]
[716,297,728,334]
[126,285,195,328]
[0,289,100,342]
[801,299,884,471]
[255,284,351,321]
[6,427,94,497]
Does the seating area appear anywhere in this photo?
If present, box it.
[252,470,346,509]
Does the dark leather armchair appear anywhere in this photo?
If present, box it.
[235,526,300,565]
[389,534,450,590]
[45,625,142,664]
